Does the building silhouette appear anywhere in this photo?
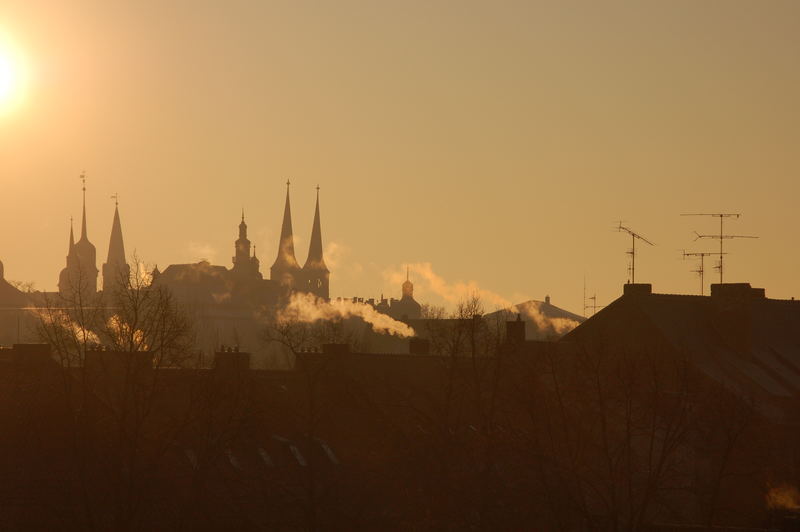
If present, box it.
[148,183,331,354]
[58,183,99,300]
[374,267,422,320]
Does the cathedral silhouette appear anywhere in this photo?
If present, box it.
[57,180,330,309]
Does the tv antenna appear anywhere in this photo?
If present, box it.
[681,250,726,295]
[582,276,601,317]
[681,213,758,284]
[616,222,655,284]
[584,293,601,317]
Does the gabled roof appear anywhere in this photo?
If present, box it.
[562,283,800,411]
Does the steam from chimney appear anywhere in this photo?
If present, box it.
[279,292,415,337]
[766,483,800,511]
[106,314,146,349]
[385,262,580,334]
[385,262,513,309]
[516,305,580,335]
[33,308,100,344]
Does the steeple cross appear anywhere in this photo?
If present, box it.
[79,172,86,192]
[111,193,119,207]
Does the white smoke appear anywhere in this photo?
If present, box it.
[278,292,415,338]
[186,242,217,262]
[33,308,101,344]
[385,262,580,335]
[515,305,580,335]
[384,262,512,309]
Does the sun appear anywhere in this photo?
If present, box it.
[0,35,27,114]
[0,54,15,100]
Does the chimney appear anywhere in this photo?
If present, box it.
[709,284,761,353]
[623,283,652,297]
[506,314,526,345]
[710,283,766,301]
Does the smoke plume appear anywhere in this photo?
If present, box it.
[385,262,580,335]
[278,292,415,338]
[516,305,580,335]
[766,483,800,511]
[385,262,512,309]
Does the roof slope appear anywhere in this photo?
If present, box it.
[562,284,800,411]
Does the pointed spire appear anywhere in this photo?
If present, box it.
[68,216,75,252]
[102,197,130,292]
[303,185,327,271]
[402,264,414,298]
[106,202,126,266]
[271,179,301,273]
[79,172,88,241]
[238,208,248,237]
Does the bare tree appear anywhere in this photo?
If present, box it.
[30,256,197,531]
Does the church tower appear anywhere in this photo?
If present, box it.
[270,181,301,288]
[59,174,98,299]
[301,186,329,300]
[232,210,261,279]
[402,266,414,299]
[102,195,130,295]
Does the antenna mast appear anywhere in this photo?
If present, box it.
[682,250,726,295]
[583,276,600,317]
[616,222,655,284]
[681,213,758,284]
[584,293,600,317]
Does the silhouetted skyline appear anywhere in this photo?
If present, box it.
[1,1,799,313]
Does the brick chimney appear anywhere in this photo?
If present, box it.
[506,314,526,345]
[623,283,652,297]
[709,283,764,353]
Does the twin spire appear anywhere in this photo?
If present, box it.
[269,181,328,295]
[60,174,128,296]
[271,180,326,271]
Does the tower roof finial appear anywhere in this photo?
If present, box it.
[111,192,119,207]
[241,207,245,223]
[79,172,88,241]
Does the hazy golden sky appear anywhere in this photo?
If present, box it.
[0,0,799,313]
